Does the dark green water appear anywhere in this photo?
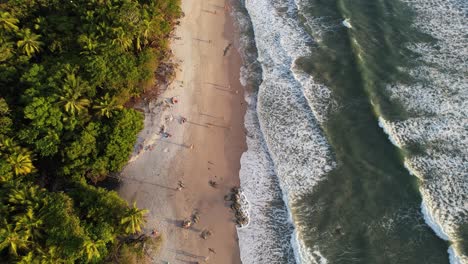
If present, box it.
[293,0,448,262]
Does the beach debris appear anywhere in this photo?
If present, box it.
[227,187,250,227]
[180,116,187,124]
[208,248,216,254]
[163,148,169,153]
[208,180,218,188]
[171,96,179,104]
[200,229,212,240]
[182,219,192,229]
[189,144,194,150]
[223,43,232,56]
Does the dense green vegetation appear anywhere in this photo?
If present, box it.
[0,0,181,262]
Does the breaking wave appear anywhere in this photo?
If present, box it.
[233,0,335,262]
[380,0,467,261]
[232,0,467,262]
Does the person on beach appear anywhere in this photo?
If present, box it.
[177,180,185,191]
[209,180,218,188]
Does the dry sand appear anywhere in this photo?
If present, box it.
[118,0,246,263]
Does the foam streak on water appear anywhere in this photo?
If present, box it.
[380,0,468,261]
[241,0,335,263]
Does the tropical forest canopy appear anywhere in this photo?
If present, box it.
[0,0,180,262]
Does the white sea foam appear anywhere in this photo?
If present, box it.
[450,245,465,264]
[242,0,336,263]
[382,0,467,261]
[232,3,298,263]
[421,200,450,241]
[246,0,334,199]
[231,5,263,89]
[238,89,297,263]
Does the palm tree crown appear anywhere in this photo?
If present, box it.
[6,152,34,176]
[0,12,19,32]
[120,203,148,234]
[16,29,43,57]
[0,138,35,176]
[0,222,30,256]
[57,73,90,115]
[93,93,123,118]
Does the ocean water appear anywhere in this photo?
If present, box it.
[232,0,467,263]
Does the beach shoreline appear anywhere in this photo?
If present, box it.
[118,0,246,263]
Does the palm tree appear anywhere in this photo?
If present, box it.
[17,246,61,264]
[0,12,19,32]
[141,20,152,44]
[0,222,29,256]
[120,203,148,234]
[81,239,103,262]
[13,208,43,240]
[93,93,123,118]
[0,39,14,62]
[0,137,13,153]
[140,16,163,44]
[16,29,43,57]
[17,251,34,264]
[35,246,61,263]
[112,28,132,51]
[6,152,34,175]
[78,33,99,54]
[1,140,35,176]
[8,186,44,210]
[57,73,90,115]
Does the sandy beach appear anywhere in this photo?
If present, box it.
[118,0,246,263]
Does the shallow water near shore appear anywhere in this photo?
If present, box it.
[234,0,467,262]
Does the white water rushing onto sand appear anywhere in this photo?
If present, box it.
[232,4,297,263]
[238,0,335,263]
[380,0,467,261]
